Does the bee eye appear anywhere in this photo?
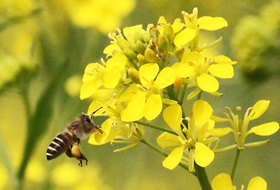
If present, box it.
[83,117,91,124]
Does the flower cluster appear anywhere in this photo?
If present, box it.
[80,7,279,189]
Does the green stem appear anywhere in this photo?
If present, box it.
[178,84,187,105]
[231,148,241,180]
[196,91,202,101]
[134,121,177,135]
[194,163,211,190]
[141,139,192,172]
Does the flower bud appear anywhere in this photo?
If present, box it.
[158,33,169,54]
[131,41,146,54]
[144,47,158,62]
[123,47,137,60]
[163,23,175,44]
[117,38,130,50]
[128,67,141,84]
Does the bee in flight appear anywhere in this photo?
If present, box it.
[46,111,104,166]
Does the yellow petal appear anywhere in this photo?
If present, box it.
[181,52,204,63]
[194,142,214,167]
[172,62,195,78]
[88,118,114,145]
[250,100,270,120]
[103,67,121,88]
[155,67,176,88]
[80,79,101,100]
[247,176,267,190]
[103,44,121,55]
[208,64,234,79]
[247,122,279,136]
[198,16,228,31]
[214,55,237,65]
[162,146,184,170]
[106,53,127,70]
[193,100,213,128]
[172,18,185,33]
[123,25,143,41]
[174,28,196,47]
[157,132,182,148]
[163,104,182,134]
[121,91,146,122]
[144,94,162,121]
[139,63,159,88]
[209,127,232,137]
[197,73,219,92]
[211,173,233,190]
[118,84,140,102]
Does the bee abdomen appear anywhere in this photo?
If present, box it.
[46,132,73,161]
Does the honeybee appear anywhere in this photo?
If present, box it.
[46,111,104,166]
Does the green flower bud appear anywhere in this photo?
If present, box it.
[142,31,151,43]
[144,47,158,62]
[158,33,169,54]
[131,41,146,54]
[163,23,175,44]
[128,67,141,84]
[137,54,146,64]
[117,38,130,50]
[123,47,137,60]
[175,47,184,61]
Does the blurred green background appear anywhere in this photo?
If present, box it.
[0,0,280,189]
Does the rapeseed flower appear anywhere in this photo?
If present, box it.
[213,100,279,150]
[212,173,267,190]
[157,101,222,171]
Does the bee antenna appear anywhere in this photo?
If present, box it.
[91,107,103,116]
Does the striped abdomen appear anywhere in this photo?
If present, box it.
[46,131,73,160]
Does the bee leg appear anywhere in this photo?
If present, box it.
[70,144,88,167]
[77,153,88,167]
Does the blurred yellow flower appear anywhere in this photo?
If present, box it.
[61,0,136,33]
[0,164,8,189]
[212,173,267,190]
[0,0,35,18]
[26,160,46,182]
[51,162,111,189]
[65,75,82,97]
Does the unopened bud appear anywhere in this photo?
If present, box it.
[174,77,183,87]
[123,47,137,60]
[144,47,158,62]
[128,68,141,84]
[117,38,130,50]
[158,33,169,54]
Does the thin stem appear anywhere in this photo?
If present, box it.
[196,91,202,101]
[141,139,192,172]
[231,148,241,180]
[179,84,187,105]
[194,163,211,190]
[134,121,177,135]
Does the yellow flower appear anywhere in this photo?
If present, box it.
[212,173,267,190]
[61,0,136,33]
[213,100,279,150]
[174,7,228,48]
[157,101,219,171]
[80,53,128,100]
[120,64,176,122]
[172,52,236,99]
[87,99,144,152]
